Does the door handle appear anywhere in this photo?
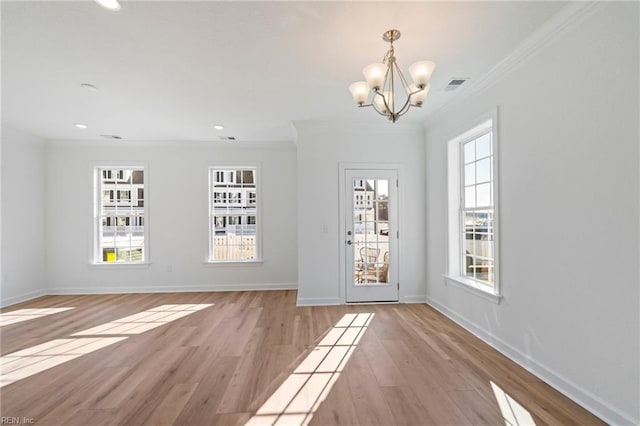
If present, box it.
[346,240,352,245]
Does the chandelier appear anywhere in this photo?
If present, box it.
[349,30,436,123]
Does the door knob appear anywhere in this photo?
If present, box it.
[347,240,352,245]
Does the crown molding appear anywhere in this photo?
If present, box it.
[425,1,607,124]
[45,138,296,150]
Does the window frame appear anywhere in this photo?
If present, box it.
[445,110,501,302]
[92,163,150,266]
[207,164,262,264]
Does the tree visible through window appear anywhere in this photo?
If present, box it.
[209,167,258,261]
[95,167,145,263]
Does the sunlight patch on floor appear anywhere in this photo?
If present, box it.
[0,304,213,388]
[0,337,127,387]
[246,312,374,426]
[72,304,212,336]
[0,308,75,326]
[491,380,536,426]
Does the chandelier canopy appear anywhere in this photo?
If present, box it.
[349,30,435,123]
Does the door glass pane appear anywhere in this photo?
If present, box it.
[376,179,389,198]
[353,178,390,286]
[378,221,389,237]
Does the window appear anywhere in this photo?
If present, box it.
[446,115,500,299]
[95,167,146,263]
[209,167,259,262]
[117,190,131,202]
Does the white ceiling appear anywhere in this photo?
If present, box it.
[1,1,567,143]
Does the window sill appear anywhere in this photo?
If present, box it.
[443,274,502,304]
[89,262,151,269]
[203,260,264,266]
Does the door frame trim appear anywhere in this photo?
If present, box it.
[338,162,401,304]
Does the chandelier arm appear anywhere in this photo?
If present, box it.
[359,103,390,117]
[371,91,391,117]
[377,71,393,117]
[395,59,424,111]
[395,94,414,117]
[382,48,391,64]
[389,61,395,115]
[394,62,413,94]
[407,87,425,107]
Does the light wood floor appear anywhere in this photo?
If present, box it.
[0,291,604,425]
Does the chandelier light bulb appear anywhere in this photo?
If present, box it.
[374,92,393,114]
[349,82,370,105]
[409,84,430,106]
[408,61,436,88]
[362,63,387,91]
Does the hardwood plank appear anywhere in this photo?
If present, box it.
[380,386,441,426]
[0,292,606,426]
[343,350,396,425]
[63,409,119,426]
[447,389,505,425]
[141,383,199,426]
[172,355,239,425]
[360,327,405,387]
[309,373,361,426]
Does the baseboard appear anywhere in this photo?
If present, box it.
[401,294,427,303]
[1,288,47,308]
[426,296,638,426]
[296,297,342,306]
[46,282,297,295]
[296,295,427,306]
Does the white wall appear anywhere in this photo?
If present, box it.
[294,121,426,305]
[45,140,297,293]
[425,3,639,424]
[1,127,47,306]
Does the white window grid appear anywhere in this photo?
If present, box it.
[209,167,259,261]
[95,167,145,263]
[459,131,495,285]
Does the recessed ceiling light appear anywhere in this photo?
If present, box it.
[75,123,88,129]
[94,0,121,11]
[80,83,98,92]
[213,125,225,130]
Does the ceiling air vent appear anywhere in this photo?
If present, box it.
[445,78,469,91]
[219,136,236,141]
[100,134,122,140]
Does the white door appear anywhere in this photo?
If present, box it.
[345,169,398,302]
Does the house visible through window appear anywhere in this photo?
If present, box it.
[461,132,495,285]
[447,116,499,297]
[209,167,259,262]
[95,167,146,263]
